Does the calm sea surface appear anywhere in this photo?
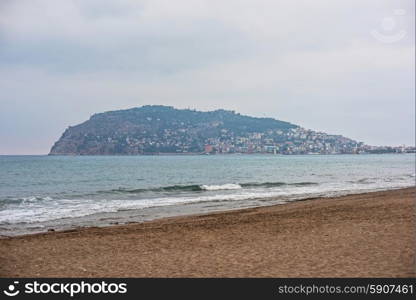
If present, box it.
[0,154,414,235]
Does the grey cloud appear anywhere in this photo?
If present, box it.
[0,0,414,154]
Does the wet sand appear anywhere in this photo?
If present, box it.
[0,187,414,277]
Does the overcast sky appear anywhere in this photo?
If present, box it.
[0,0,414,154]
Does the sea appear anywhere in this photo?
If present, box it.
[0,154,414,236]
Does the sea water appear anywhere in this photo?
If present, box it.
[0,154,414,235]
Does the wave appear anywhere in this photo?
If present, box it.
[0,181,319,208]
[200,184,242,191]
[349,174,416,185]
[350,178,375,184]
[241,182,286,188]
[0,196,53,205]
[1,180,414,226]
[241,182,318,188]
[109,185,203,194]
[106,181,318,194]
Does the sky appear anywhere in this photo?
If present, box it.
[0,0,414,154]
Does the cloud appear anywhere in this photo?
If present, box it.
[0,0,414,154]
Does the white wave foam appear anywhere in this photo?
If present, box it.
[200,184,242,191]
[22,196,52,203]
[1,175,414,226]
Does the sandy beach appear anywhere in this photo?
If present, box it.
[0,187,414,277]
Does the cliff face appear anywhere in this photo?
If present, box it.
[49,105,298,155]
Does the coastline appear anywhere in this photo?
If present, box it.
[1,187,414,277]
[46,152,415,156]
[1,185,413,237]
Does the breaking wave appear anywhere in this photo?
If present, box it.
[106,181,318,194]
[200,184,242,190]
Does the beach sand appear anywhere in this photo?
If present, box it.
[0,188,414,277]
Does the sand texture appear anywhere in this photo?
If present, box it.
[0,188,414,277]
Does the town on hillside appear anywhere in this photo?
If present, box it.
[121,127,416,155]
[50,106,416,155]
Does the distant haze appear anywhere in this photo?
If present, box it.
[0,0,414,154]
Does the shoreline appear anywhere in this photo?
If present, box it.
[48,152,416,156]
[3,152,416,156]
[1,185,413,237]
[0,187,415,277]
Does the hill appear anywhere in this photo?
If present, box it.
[49,105,360,155]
